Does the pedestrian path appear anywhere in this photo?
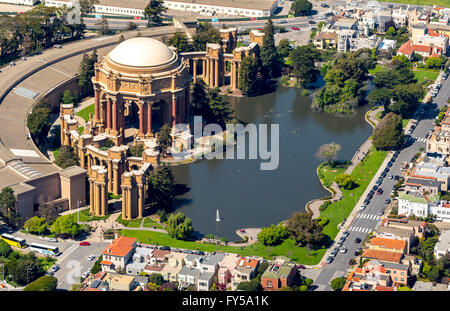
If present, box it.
[355,213,380,220]
[348,226,372,233]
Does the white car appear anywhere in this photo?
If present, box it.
[359,205,366,211]
[82,271,90,279]
[340,247,348,254]
[48,238,58,243]
[87,255,96,261]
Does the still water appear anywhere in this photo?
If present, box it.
[172,87,372,240]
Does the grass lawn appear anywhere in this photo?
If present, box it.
[76,104,95,122]
[378,0,449,7]
[78,208,111,222]
[317,163,347,188]
[117,214,142,228]
[143,217,164,230]
[120,229,326,265]
[53,148,60,159]
[402,119,410,129]
[369,64,384,76]
[413,69,439,86]
[319,146,387,239]
[39,256,57,271]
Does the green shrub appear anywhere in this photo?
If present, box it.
[24,276,57,291]
[257,224,289,246]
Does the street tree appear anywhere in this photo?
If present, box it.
[95,16,110,35]
[24,216,48,235]
[330,277,346,291]
[50,214,80,237]
[27,99,51,148]
[315,142,341,164]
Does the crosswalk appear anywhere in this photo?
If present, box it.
[355,213,380,220]
[349,227,372,233]
[407,136,426,143]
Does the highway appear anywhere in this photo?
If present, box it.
[313,73,449,290]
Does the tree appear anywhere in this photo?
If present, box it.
[144,0,167,27]
[277,38,292,58]
[61,89,76,105]
[128,144,144,157]
[206,88,234,127]
[148,273,164,285]
[27,99,51,148]
[191,81,209,111]
[55,146,79,169]
[257,224,288,246]
[316,143,341,164]
[238,55,261,95]
[24,216,47,235]
[0,240,12,258]
[330,277,346,291]
[290,45,320,85]
[90,255,103,274]
[335,174,357,190]
[166,212,193,240]
[96,16,109,35]
[6,253,44,286]
[192,22,220,51]
[79,0,99,15]
[165,32,192,53]
[157,124,173,157]
[290,0,313,16]
[286,212,325,249]
[50,214,80,237]
[372,112,404,151]
[389,84,424,118]
[236,278,262,291]
[146,166,176,211]
[78,50,98,95]
[260,19,282,79]
[368,87,392,107]
[425,56,445,70]
[24,275,58,291]
[0,187,20,228]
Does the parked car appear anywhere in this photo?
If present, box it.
[355,237,361,243]
[376,188,383,195]
[336,241,344,247]
[385,198,391,204]
[159,246,170,251]
[378,209,384,216]
[278,20,287,24]
[48,265,60,275]
[9,62,16,66]
[321,3,329,7]
[360,204,366,211]
[82,271,90,279]
[297,265,306,269]
[340,246,348,254]
[87,255,96,261]
[79,241,91,246]
[388,174,393,179]
[291,27,300,30]
[331,247,339,256]
[443,72,449,80]
[308,20,316,24]
[326,256,334,264]
[48,238,58,243]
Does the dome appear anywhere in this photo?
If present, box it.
[108,37,176,68]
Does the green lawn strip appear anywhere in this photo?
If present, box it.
[318,163,347,188]
[142,217,164,229]
[120,230,326,265]
[38,256,57,271]
[76,104,95,122]
[319,147,387,239]
[413,69,439,86]
[402,119,410,129]
[378,0,448,7]
[78,208,111,222]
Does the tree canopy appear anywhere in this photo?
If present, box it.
[144,0,167,27]
[164,32,192,53]
[372,112,404,151]
[24,275,58,291]
[260,19,282,80]
[316,142,341,164]
[50,214,80,236]
[290,45,321,85]
[157,124,173,157]
[257,224,288,246]
[166,212,193,240]
[0,187,20,228]
[290,0,313,16]
[286,212,325,249]
[192,22,220,51]
[330,277,346,291]
[24,216,48,235]
[27,99,51,149]
[238,55,262,95]
[335,174,357,190]
[55,146,79,169]
[78,50,98,95]
[146,165,176,211]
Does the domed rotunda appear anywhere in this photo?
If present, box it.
[91,37,190,145]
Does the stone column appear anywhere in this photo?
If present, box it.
[89,179,94,214]
[234,62,239,90]
[112,99,117,132]
[95,183,101,216]
[101,183,107,216]
[205,58,210,85]
[107,161,113,193]
[138,184,144,219]
[106,98,111,130]
[127,187,132,220]
[172,95,177,127]
[121,188,127,219]
[139,103,144,135]
[214,59,219,88]
[147,102,152,136]
[193,59,197,84]
[113,165,119,196]
[94,87,100,122]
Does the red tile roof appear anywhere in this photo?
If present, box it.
[362,249,402,263]
[370,237,406,251]
[102,236,136,257]
[100,260,113,266]
[375,285,395,291]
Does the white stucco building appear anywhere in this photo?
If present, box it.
[398,191,450,222]
[434,230,450,259]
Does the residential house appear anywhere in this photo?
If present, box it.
[231,257,260,290]
[197,272,214,291]
[361,249,403,263]
[434,230,450,259]
[105,273,137,291]
[134,275,149,290]
[161,252,187,283]
[382,261,410,285]
[343,260,394,291]
[369,237,407,254]
[375,15,395,32]
[260,259,297,291]
[178,266,201,288]
[391,9,408,28]
[377,39,397,57]
[398,191,450,222]
[126,247,153,275]
[313,32,338,50]
[101,236,137,272]
[199,252,225,274]
[404,177,441,195]
[149,249,170,265]
[383,219,427,240]
[375,226,415,253]
[217,253,240,286]
[184,254,204,269]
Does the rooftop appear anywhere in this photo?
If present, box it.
[398,191,440,205]
[362,249,403,263]
[261,261,295,279]
[163,0,278,11]
[370,237,407,251]
[405,178,441,188]
[102,236,136,257]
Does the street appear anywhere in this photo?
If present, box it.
[313,73,449,290]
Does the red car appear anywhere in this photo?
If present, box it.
[291,27,300,31]
[376,188,383,195]
[79,241,91,246]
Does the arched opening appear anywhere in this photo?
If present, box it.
[125,101,140,129]
[151,100,166,132]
